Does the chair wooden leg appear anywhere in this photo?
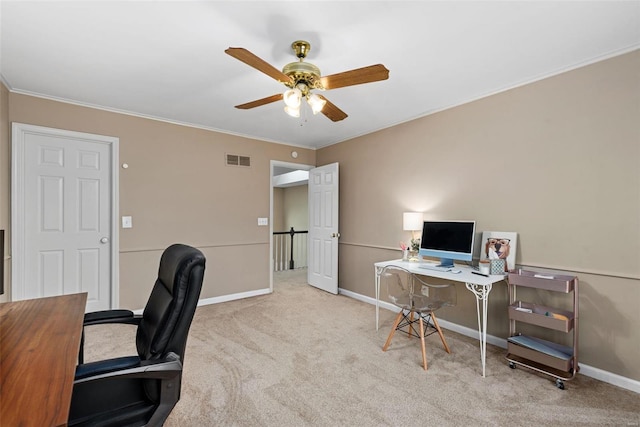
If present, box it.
[430,312,451,354]
[419,316,428,370]
[382,311,404,351]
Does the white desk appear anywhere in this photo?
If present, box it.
[374,260,505,377]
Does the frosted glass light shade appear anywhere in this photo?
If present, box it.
[283,88,302,108]
[307,93,326,114]
[284,105,300,117]
[403,212,423,231]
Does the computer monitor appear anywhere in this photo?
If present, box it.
[419,220,476,267]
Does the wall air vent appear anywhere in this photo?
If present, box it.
[226,154,251,167]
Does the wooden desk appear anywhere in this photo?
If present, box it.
[1,293,87,427]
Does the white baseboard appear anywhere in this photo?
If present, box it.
[338,288,640,394]
[197,288,271,306]
[132,288,272,315]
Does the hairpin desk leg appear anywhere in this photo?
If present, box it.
[374,265,383,330]
[465,282,493,377]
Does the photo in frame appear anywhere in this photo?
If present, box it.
[480,231,517,273]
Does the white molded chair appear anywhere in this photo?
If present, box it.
[381,265,457,370]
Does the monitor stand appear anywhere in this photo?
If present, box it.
[438,258,455,268]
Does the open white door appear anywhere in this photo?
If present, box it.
[307,163,339,294]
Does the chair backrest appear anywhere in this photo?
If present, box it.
[136,243,206,362]
[381,266,412,305]
[381,265,456,312]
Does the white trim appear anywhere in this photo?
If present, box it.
[197,288,272,306]
[576,364,640,394]
[110,139,120,308]
[131,288,273,315]
[11,124,26,299]
[338,288,640,394]
[11,123,119,308]
[6,88,316,151]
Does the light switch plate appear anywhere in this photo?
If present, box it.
[122,216,132,228]
[257,217,268,226]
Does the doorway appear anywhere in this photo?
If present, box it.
[270,160,312,293]
[11,123,119,311]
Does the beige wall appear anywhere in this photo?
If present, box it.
[273,184,309,268]
[273,187,285,232]
[317,51,640,380]
[273,185,308,233]
[283,184,308,232]
[2,91,315,308]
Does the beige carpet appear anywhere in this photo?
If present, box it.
[85,269,639,426]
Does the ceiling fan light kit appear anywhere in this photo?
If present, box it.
[283,82,327,117]
[225,40,389,122]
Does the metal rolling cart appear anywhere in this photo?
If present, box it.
[506,269,579,389]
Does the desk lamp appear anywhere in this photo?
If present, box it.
[403,212,423,261]
[403,212,423,241]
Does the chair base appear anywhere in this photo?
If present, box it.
[382,310,451,370]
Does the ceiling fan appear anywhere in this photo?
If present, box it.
[225,40,389,121]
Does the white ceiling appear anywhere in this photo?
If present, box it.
[1,1,638,150]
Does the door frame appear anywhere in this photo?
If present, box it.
[11,123,120,306]
[269,160,313,293]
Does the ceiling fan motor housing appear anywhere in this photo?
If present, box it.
[282,61,323,91]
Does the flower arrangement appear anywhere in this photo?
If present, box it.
[400,240,421,261]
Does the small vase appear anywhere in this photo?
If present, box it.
[402,249,409,261]
[408,250,419,262]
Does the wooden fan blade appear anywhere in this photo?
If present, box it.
[317,95,348,122]
[225,47,292,84]
[320,64,389,90]
[235,94,283,110]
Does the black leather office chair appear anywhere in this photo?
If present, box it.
[69,243,206,427]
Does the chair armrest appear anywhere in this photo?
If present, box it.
[74,352,182,385]
[84,309,141,326]
[78,310,142,364]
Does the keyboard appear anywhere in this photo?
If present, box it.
[418,264,452,272]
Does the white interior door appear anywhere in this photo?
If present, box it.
[307,162,339,294]
[12,123,118,312]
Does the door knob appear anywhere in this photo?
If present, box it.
[100,237,109,244]
[331,232,341,238]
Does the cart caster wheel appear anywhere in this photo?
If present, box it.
[508,362,516,369]
[555,379,565,390]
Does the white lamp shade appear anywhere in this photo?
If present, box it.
[403,212,423,231]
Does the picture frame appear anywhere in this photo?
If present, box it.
[480,231,517,272]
